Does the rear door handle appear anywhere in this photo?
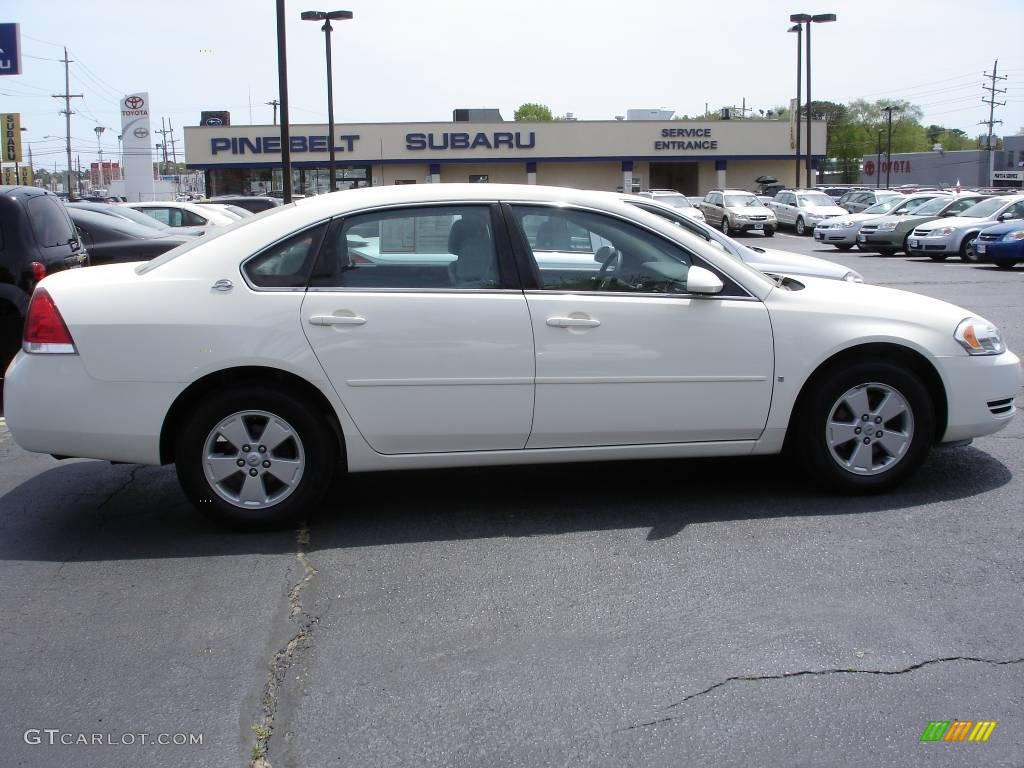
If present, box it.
[309,314,367,326]
[546,316,601,328]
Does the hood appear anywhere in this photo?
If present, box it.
[921,215,990,231]
[730,205,775,216]
[678,208,705,220]
[978,220,1024,236]
[802,205,847,217]
[824,211,880,226]
[742,246,858,281]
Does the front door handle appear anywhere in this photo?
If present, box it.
[309,314,367,326]
[546,316,601,328]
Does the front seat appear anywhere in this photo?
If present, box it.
[447,217,497,287]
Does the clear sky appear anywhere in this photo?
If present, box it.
[3,0,1023,169]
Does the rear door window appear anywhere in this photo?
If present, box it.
[27,195,76,248]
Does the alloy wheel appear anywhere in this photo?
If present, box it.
[825,382,914,476]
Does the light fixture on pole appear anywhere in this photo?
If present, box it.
[791,12,836,187]
[301,9,353,193]
[94,126,106,188]
[787,22,804,188]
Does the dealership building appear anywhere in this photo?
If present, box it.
[858,135,1024,190]
[184,117,826,197]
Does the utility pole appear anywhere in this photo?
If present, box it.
[980,59,1007,187]
[52,47,83,197]
[882,105,896,188]
[155,118,173,175]
[28,144,34,185]
[168,119,178,165]
[266,99,280,125]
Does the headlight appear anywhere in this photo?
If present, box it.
[954,316,1005,356]
[938,226,956,236]
[877,221,898,231]
[842,270,864,283]
[1003,230,1024,241]
[839,221,857,229]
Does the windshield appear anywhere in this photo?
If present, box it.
[797,193,834,207]
[910,196,956,216]
[960,197,1012,218]
[863,198,904,214]
[891,196,939,214]
[724,194,762,208]
[653,193,693,208]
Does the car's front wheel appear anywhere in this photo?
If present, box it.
[795,362,934,493]
[960,233,979,262]
[175,386,338,528]
[795,217,806,235]
[764,228,775,238]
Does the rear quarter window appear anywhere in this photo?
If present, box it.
[27,195,76,247]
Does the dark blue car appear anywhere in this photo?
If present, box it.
[974,220,1024,269]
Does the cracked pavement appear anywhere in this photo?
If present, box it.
[1,241,1022,767]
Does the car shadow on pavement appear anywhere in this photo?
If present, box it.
[0,444,1012,562]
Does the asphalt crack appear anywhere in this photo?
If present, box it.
[621,655,1024,731]
[247,523,319,768]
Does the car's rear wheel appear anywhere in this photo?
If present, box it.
[795,217,806,235]
[876,247,896,256]
[994,262,1017,270]
[795,362,934,493]
[721,217,731,236]
[175,386,337,529]
[960,233,979,262]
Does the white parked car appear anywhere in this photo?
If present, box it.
[770,189,849,235]
[5,184,1019,529]
[621,195,863,282]
[635,190,706,222]
[122,201,239,229]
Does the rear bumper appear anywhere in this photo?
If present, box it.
[938,351,1022,442]
[3,351,178,465]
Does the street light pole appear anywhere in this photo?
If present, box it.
[799,13,837,188]
[883,105,895,189]
[276,0,293,203]
[788,23,803,188]
[876,129,884,188]
[302,10,354,194]
[94,126,106,188]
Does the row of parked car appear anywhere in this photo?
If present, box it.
[811,190,1024,267]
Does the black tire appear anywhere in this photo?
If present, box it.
[928,254,948,262]
[959,233,979,262]
[835,244,853,251]
[876,247,896,256]
[902,235,912,255]
[175,386,338,529]
[764,228,775,238]
[795,217,806,236]
[721,217,731,236]
[794,361,935,493]
[994,262,1017,270]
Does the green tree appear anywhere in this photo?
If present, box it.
[514,103,553,122]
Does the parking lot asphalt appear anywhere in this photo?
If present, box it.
[1,234,1022,768]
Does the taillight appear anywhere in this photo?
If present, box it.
[30,261,47,282]
[23,288,77,354]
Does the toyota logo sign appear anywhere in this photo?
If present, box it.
[125,95,145,110]
[133,127,149,139]
[864,159,875,176]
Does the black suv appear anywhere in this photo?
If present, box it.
[1,186,89,389]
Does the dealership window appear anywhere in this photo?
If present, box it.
[311,205,505,290]
[469,174,490,183]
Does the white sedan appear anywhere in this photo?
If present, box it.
[122,200,240,229]
[5,184,1020,528]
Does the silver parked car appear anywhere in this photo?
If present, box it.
[769,189,848,235]
[905,195,1024,262]
[838,189,903,213]
[699,189,777,237]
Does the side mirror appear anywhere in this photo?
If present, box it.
[686,266,723,295]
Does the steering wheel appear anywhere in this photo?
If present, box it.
[595,247,623,289]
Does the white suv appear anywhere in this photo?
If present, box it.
[635,189,705,222]
[770,189,848,235]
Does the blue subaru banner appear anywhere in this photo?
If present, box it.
[0,24,22,76]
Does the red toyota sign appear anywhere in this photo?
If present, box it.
[864,160,875,176]
[125,95,144,110]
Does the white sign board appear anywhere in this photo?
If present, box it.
[120,92,154,201]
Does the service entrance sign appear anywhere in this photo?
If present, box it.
[0,24,22,76]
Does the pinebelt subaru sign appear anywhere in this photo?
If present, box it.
[0,24,22,76]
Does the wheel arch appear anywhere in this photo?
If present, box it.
[785,342,948,448]
[159,366,346,465]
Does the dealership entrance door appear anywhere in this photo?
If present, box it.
[649,162,699,194]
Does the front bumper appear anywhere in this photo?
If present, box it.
[938,350,1022,442]
[906,234,958,255]
[975,240,1024,264]
[815,226,859,246]
[857,230,903,249]
[3,351,179,465]
[732,219,775,233]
